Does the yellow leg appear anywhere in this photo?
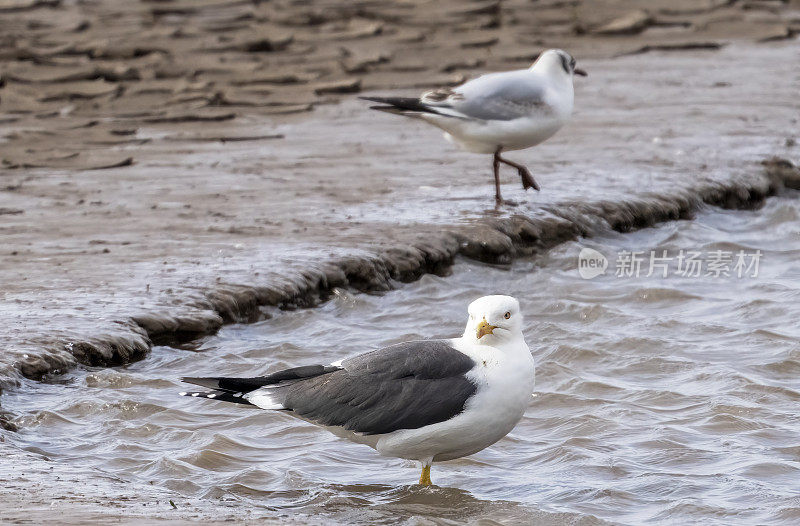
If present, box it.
[418,465,432,486]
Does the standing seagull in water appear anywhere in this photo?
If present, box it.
[360,49,586,204]
[180,295,535,487]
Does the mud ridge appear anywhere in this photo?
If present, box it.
[1,157,797,432]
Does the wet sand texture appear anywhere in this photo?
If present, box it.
[2,0,799,170]
[1,2,800,419]
[2,0,799,169]
[1,0,800,521]
[3,155,799,376]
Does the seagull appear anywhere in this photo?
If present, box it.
[360,49,586,204]
[180,295,535,487]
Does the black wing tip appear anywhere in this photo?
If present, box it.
[181,376,220,388]
[181,365,339,393]
[357,96,442,116]
[178,389,224,400]
[358,96,407,103]
[179,389,255,406]
[179,390,212,397]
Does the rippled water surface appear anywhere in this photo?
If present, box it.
[6,193,800,524]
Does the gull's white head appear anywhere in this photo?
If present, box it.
[463,295,524,346]
[531,49,587,79]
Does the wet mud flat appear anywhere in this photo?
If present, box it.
[2,0,799,175]
[1,37,798,397]
[1,0,800,521]
[1,0,799,388]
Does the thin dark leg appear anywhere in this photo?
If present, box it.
[496,153,540,191]
[492,150,502,203]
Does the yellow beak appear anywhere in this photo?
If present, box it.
[476,319,496,339]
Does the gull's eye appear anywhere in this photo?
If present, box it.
[504,311,511,319]
[470,314,475,321]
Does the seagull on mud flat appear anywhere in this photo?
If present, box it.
[180,295,535,487]
[360,49,586,204]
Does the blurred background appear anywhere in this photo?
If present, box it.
[1,0,798,170]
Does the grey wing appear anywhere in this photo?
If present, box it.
[280,340,478,435]
[422,70,549,121]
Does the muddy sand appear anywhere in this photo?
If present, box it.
[1,0,799,521]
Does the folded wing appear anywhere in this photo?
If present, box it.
[279,340,478,435]
[422,70,550,121]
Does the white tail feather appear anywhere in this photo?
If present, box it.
[245,388,285,410]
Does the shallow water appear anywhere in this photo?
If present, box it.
[6,192,800,525]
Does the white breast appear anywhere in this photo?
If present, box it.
[374,337,535,462]
[442,115,568,153]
